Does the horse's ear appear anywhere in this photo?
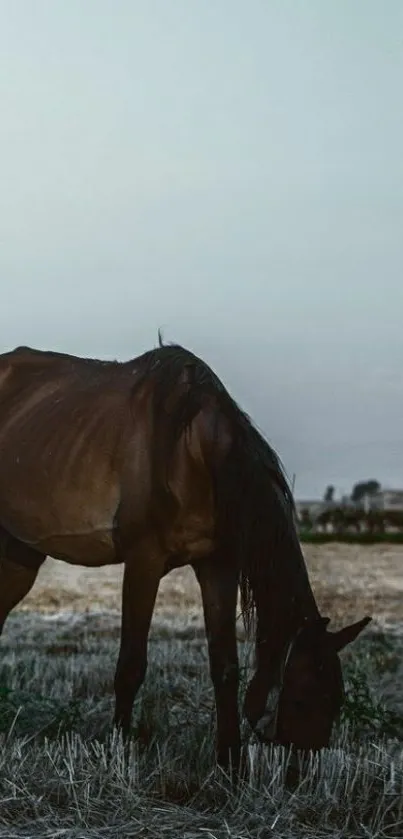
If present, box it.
[328,616,372,652]
[308,616,330,635]
[319,617,331,630]
[296,616,330,649]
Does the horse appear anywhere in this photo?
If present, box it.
[0,337,371,771]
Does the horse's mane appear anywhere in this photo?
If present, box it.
[132,334,299,633]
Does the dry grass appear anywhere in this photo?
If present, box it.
[0,615,402,836]
[0,545,402,837]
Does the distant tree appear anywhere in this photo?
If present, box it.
[323,485,335,503]
[299,509,313,531]
[351,480,381,504]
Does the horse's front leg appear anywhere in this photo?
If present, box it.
[193,558,240,773]
[114,540,164,738]
[0,545,45,634]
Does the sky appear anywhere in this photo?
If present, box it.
[0,1,402,498]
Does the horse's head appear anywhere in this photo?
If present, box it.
[244,615,371,752]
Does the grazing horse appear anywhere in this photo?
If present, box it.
[0,338,370,770]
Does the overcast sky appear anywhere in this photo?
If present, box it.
[0,1,402,498]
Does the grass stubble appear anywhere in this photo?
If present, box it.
[0,610,402,839]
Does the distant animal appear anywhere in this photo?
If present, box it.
[0,336,371,771]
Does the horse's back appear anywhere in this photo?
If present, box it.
[0,344,121,381]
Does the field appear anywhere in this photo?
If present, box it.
[1,544,403,838]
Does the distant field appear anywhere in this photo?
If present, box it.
[301,532,403,544]
[16,543,403,627]
[0,544,402,838]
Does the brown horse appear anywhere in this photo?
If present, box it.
[0,338,370,770]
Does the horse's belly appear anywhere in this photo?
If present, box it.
[36,529,118,566]
[0,484,120,566]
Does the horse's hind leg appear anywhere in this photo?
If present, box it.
[0,533,46,634]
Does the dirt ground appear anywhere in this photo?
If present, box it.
[15,543,403,630]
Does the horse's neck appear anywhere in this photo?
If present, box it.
[255,564,319,667]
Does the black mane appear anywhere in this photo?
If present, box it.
[133,335,299,632]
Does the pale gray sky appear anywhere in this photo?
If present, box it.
[0,1,402,497]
